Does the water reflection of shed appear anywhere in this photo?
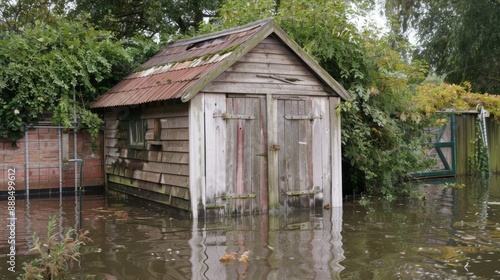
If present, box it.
[91,19,351,217]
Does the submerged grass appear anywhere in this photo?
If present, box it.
[18,215,92,280]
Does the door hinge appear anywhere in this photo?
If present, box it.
[213,113,255,120]
[222,193,256,200]
[284,114,322,120]
[285,186,322,196]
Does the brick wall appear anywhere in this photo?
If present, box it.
[0,128,104,192]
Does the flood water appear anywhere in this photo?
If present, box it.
[1,175,500,279]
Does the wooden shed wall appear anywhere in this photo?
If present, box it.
[104,103,191,210]
[203,35,330,96]
[192,34,343,216]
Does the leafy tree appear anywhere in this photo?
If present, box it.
[0,0,68,33]
[214,0,433,197]
[0,0,168,146]
[0,18,132,144]
[384,0,500,94]
[69,0,224,39]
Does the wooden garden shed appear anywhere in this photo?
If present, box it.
[91,18,351,218]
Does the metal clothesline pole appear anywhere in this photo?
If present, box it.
[68,158,83,231]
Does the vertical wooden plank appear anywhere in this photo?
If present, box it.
[487,118,499,173]
[330,97,342,207]
[297,99,310,208]
[277,99,286,208]
[456,114,476,176]
[298,100,306,191]
[267,94,280,213]
[225,98,236,213]
[204,93,227,214]
[234,99,246,213]
[153,119,160,140]
[303,99,314,208]
[241,98,253,213]
[255,97,268,213]
[312,97,330,207]
[284,99,298,208]
[189,93,205,218]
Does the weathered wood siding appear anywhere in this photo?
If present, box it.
[456,114,500,176]
[203,35,329,96]
[487,118,500,174]
[455,114,478,176]
[199,35,341,215]
[104,103,191,210]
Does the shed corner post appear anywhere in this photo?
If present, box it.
[330,97,343,207]
[189,94,206,219]
[267,94,280,212]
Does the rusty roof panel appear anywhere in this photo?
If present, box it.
[139,26,260,69]
[92,62,219,107]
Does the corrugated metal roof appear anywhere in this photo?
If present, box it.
[91,18,351,108]
[91,22,263,108]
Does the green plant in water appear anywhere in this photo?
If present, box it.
[18,215,92,280]
[468,119,490,177]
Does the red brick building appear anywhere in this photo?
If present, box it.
[0,125,104,195]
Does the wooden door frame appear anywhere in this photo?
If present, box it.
[191,93,343,218]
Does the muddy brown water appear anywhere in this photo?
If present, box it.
[1,175,500,279]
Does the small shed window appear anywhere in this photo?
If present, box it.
[129,119,145,148]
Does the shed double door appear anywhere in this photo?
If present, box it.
[205,94,331,215]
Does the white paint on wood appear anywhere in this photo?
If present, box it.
[312,97,331,206]
[204,93,227,209]
[267,94,280,213]
[330,97,342,207]
[189,93,205,219]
